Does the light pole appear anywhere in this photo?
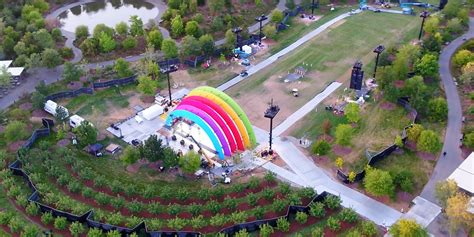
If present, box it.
[232,27,243,51]
[311,0,319,16]
[372,45,385,78]
[264,99,280,155]
[418,11,430,41]
[255,14,268,44]
[160,61,178,106]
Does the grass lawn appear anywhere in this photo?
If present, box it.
[227,11,421,128]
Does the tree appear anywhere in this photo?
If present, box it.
[147,29,163,50]
[73,121,97,147]
[453,50,473,68]
[417,130,441,153]
[403,76,427,111]
[62,62,83,82]
[394,170,414,193]
[364,167,394,197]
[311,139,331,155]
[120,146,140,165]
[415,54,438,78]
[427,97,448,122]
[98,31,116,53]
[115,22,128,36]
[446,18,463,34]
[209,0,225,14]
[93,24,114,38]
[423,16,439,35]
[75,25,89,39]
[271,9,284,23]
[435,179,458,208]
[446,192,474,233]
[199,34,215,56]
[179,151,201,174]
[0,66,11,88]
[162,39,178,59]
[137,75,158,95]
[180,35,201,58]
[407,124,424,143]
[185,21,200,38]
[114,58,133,78]
[225,29,236,49]
[335,124,353,145]
[163,147,179,168]
[33,29,54,50]
[389,219,428,237]
[139,135,164,162]
[129,15,144,36]
[171,15,184,37]
[5,121,28,142]
[80,38,98,56]
[285,0,296,9]
[344,103,360,123]
[464,132,474,149]
[263,25,277,39]
[442,0,462,19]
[55,106,68,123]
[335,157,344,169]
[122,36,137,50]
[51,28,63,42]
[69,221,85,237]
[41,48,62,68]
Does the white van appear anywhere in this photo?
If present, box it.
[44,100,69,117]
[69,114,85,128]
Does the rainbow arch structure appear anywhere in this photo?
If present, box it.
[165,86,256,159]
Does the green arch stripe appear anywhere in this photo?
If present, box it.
[193,86,257,147]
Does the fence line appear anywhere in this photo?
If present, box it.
[336,98,418,183]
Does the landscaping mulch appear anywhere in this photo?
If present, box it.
[7,141,25,152]
[393,80,405,89]
[380,101,396,111]
[19,102,32,111]
[31,109,50,118]
[332,145,352,156]
[57,139,70,147]
[312,155,330,166]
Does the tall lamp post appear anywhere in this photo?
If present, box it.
[232,27,243,51]
[311,0,319,16]
[160,61,178,106]
[372,45,385,78]
[255,14,268,44]
[418,11,430,41]
[264,99,280,155]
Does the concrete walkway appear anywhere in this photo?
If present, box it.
[273,82,342,136]
[217,12,353,91]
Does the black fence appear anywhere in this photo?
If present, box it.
[183,56,207,68]
[7,118,334,236]
[93,75,137,89]
[336,98,419,183]
[45,87,93,101]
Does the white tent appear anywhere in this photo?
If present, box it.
[141,104,164,120]
[7,67,24,77]
[0,60,12,68]
[242,45,252,54]
[448,152,474,194]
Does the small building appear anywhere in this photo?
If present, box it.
[7,67,25,79]
[105,144,121,154]
[69,115,85,128]
[448,152,474,195]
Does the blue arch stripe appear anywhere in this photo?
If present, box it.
[166,109,225,159]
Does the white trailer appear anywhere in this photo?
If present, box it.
[69,115,85,128]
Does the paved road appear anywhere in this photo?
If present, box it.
[419,17,474,204]
[273,82,342,136]
[217,12,354,91]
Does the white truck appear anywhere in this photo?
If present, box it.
[44,100,69,118]
[69,114,85,128]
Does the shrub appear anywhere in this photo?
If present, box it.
[394,170,415,193]
[212,186,225,198]
[87,228,104,236]
[177,188,190,201]
[259,223,274,237]
[326,216,341,231]
[264,171,276,183]
[311,139,331,155]
[190,215,206,229]
[4,121,28,142]
[299,187,316,199]
[276,217,290,232]
[235,229,250,237]
[335,124,354,145]
[106,212,123,226]
[16,195,28,207]
[339,208,358,223]
[69,221,85,237]
[272,198,288,213]
[167,204,182,216]
[93,175,107,187]
[188,203,201,216]
[41,212,54,225]
[309,202,325,218]
[262,188,275,200]
[364,167,395,197]
[230,211,247,224]
[206,200,222,214]
[248,176,260,189]
[247,193,258,206]
[21,225,40,237]
[389,219,428,237]
[361,220,378,236]
[224,197,238,210]
[147,218,163,231]
[160,186,174,200]
[279,183,291,195]
[67,181,82,193]
[8,217,22,233]
[210,214,226,227]
[197,189,211,200]
[311,227,324,237]
[253,207,265,220]
[95,192,110,206]
[124,185,138,196]
[417,129,442,154]
[295,211,308,224]
[54,216,68,230]
[232,183,245,193]
[0,211,14,225]
[122,36,137,50]
[111,196,126,209]
[288,192,302,205]
[149,202,164,215]
[324,195,341,210]
[126,216,141,227]
[25,203,40,216]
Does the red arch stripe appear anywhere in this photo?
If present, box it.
[181,96,245,151]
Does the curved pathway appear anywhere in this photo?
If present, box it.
[420,17,474,203]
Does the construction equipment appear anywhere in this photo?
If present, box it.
[186,134,216,168]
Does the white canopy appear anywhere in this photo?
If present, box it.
[140,104,164,120]
[242,45,252,54]
[0,60,13,68]
[7,67,24,76]
[448,152,474,194]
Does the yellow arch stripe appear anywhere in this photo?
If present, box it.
[188,90,251,148]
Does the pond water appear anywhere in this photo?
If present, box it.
[58,0,158,33]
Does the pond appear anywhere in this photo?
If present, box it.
[58,0,158,33]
